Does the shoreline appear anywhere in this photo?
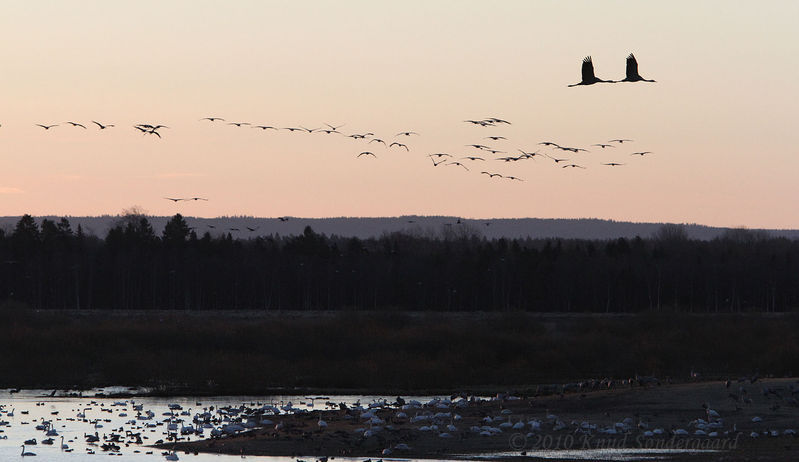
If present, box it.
[149,379,798,461]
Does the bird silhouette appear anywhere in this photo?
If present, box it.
[487,117,511,125]
[357,151,376,158]
[64,121,87,129]
[480,171,503,178]
[447,161,469,170]
[92,121,114,129]
[283,127,303,132]
[546,155,569,163]
[485,136,506,141]
[505,176,523,181]
[562,164,586,169]
[299,126,318,133]
[461,156,485,161]
[608,139,633,144]
[200,117,225,122]
[539,141,561,147]
[396,131,419,136]
[164,197,185,202]
[592,143,615,149]
[630,151,652,156]
[389,142,409,151]
[188,197,208,201]
[568,56,615,86]
[325,123,345,131]
[602,162,625,166]
[252,125,278,130]
[619,53,656,83]
[228,122,250,127]
[278,217,290,222]
[369,138,386,145]
[36,124,58,130]
[428,153,451,158]
[246,226,258,232]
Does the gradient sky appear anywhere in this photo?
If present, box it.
[1,1,798,228]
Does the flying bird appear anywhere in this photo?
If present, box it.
[325,123,345,131]
[592,143,615,149]
[630,151,652,156]
[228,122,250,127]
[505,176,523,181]
[568,56,615,87]
[299,126,318,133]
[481,171,503,178]
[389,142,409,151]
[246,226,259,232]
[278,217,290,222]
[36,124,58,130]
[428,153,451,158]
[539,141,561,147]
[608,139,633,144]
[188,197,208,201]
[396,131,419,136]
[252,125,278,130]
[487,118,511,125]
[283,127,303,132]
[546,155,569,163]
[369,138,386,145]
[92,121,114,129]
[618,53,656,83]
[200,117,225,122]
[602,162,625,166]
[562,164,586,169]
[358,151,376,158]
[461,156,485,161]
[64,121,87,129]
[485,136,506,141]
[164,197,185,202]
[447,161,469,170]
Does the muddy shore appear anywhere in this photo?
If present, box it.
[156,379,799,461]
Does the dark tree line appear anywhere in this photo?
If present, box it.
[1,214,798,312]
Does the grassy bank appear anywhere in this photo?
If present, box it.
[1,305,797,394]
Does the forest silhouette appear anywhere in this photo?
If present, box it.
[1,213,797,313]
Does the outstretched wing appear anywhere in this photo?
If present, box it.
[581,56,596,82]
[626,53,640,79]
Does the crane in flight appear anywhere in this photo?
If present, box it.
[618,53,656,83]
[92,121,114,129]
[568,56,615,87]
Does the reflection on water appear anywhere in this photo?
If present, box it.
[0,389,718,461]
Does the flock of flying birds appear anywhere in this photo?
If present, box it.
[4,53,656,200]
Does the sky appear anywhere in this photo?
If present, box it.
[1,1,798,228]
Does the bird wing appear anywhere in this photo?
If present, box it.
[581,56,596,81]
[626,53,640,79]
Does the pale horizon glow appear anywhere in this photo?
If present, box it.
[1,1,798,229]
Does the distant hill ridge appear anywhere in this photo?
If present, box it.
[1,215,798,241]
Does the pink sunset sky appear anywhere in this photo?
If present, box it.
[1,1,797,228]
